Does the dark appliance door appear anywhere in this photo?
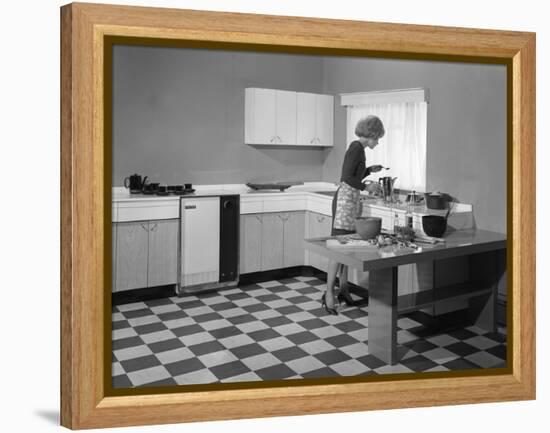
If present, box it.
[219,195,239,282]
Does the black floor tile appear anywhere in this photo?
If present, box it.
[120,355,161,373]
[122,308,155,319]
[271,346,309,362]
[209,361,251,380]
[243,303,272,313]
[254,364,296,380]
[314,349,352,365]
[356,354,386,370]
[227,314,257,325]
[486,344,507,360]
[275,305,302,315]
[134,322,168,335]
[112,336,145,351]
[297,318,329,330]
[230,343,268,359]
[324,334,359,348]
[263,316,293,327]
[158,310,188,321]
[142,377,178,387]
[187,341,226,356]
[444,341,480,357]
[334,320,365,333]
[286,331,319,345]
[400,355,439,372]
[112,320,131,330]
[209,326,243,340]
[164,357,206,376]
[247,328,282,342]
[441,358,479,371]
[194,312,223,323]
[301,367,338,378]
[148,338,185,354]
[112,374,133,388]
[171,324,204,337]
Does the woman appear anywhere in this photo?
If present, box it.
[321,115,385,315]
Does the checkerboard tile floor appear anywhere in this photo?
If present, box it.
[112,276,507,388]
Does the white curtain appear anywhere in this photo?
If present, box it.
[346,101,427,192]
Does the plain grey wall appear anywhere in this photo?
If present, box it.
[113,46,506,233]
[113,46,327,187]
[321,57,507,233]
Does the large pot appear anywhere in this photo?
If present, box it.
[424,192,448,210]
[355,217,382,239]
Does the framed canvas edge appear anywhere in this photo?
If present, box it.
[60,2,536,429]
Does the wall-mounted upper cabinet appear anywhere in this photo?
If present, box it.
[245,88,333,147]
[297,92,334,147]
[245,88,297,145]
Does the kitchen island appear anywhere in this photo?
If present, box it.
[304,229,506,365]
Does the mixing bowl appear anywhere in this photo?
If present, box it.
[422,215,447,238]
[355,217,382,239]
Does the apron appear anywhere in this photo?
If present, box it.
[333,182,361,231]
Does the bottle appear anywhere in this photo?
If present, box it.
[405,202,413,228]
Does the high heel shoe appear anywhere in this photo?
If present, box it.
[321,293,338,315]
[337,290,357,307]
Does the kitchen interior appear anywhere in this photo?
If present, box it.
[111,45,507,388]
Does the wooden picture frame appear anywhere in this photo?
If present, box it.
[60,2,536,429]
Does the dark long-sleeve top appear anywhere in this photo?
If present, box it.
[339,140,372,191]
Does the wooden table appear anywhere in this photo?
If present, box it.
[304,229,507,365]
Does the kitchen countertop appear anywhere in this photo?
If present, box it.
[112,182,471,216]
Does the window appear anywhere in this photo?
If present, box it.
[341,88,428,192]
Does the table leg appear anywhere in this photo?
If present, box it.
[367,266,398,365]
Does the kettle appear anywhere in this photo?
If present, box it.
[406,190,424,204]
[124,174,148,193]
[378,176,398,202]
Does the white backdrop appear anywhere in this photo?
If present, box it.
[2,1,546,432]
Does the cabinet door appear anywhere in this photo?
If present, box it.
[111,223,117,292]
[276,90,297,144]
[261,213,284,271]
[296,92,317,145]
[249,89,276,144]
[283,211,306,267]
[148,219,178,287]
[308,212,332,272]
[239,214,263,274]
[115,221,149,292]
[315,94,334,146]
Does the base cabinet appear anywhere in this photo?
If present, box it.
[306,211,332,272]
[240,211,306,273]
[113,219,178,292]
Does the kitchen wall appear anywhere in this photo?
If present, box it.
[321,57,507,233]
[113,46,507,234]
[113,46,326,186]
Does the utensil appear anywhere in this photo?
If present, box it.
[355,217,382,239]
[123,174,148,193]
[378,177,398,202]
[406,190,424,204]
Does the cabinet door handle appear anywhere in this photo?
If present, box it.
[310,138,314,144]
[150,223,158,232]
[254,215,262,223]
[276,135,282,143]
[140,223,149,231]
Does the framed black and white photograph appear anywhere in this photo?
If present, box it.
[60,2,536,429]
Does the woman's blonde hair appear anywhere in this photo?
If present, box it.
[355,115,385,139]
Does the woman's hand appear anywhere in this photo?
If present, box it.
[369,164,384,173]
[363,180,383,195]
